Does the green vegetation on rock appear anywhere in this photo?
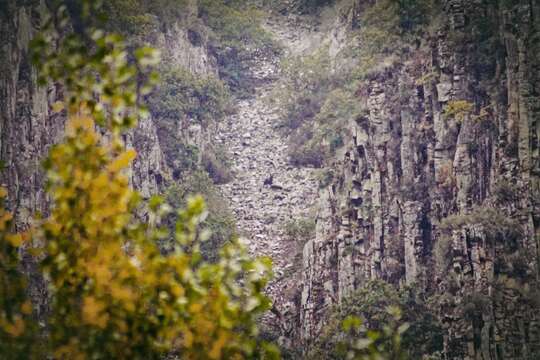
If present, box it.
[308,280,444,359]
[275,48,361,167]
[148,65,230,125]
[199,0,280,96]
[165,171,237,262]
[443,100,474,123]
[434,206,523,272]
[103,0,190,35]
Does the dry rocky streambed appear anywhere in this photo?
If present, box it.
[217,16,319,338]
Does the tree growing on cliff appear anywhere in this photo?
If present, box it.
[308,280,444,359]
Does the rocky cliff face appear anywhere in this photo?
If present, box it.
[0,0,218,221]
[300,1,540,358]
[0,4,63,319]
[1,3,61,230]
[0,0,219,320]
[127,5,219,200]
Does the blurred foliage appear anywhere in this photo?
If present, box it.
[165,171,236,263]
[0,189,38,358]
[308,280,444,359]
[0,1,281,358]
[31,4,159,134]
[339,308,409,360]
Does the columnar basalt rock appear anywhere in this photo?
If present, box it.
[300,1,540,358]
[0,1,219,222]
[0,4,63,321]
[0,5,62,229]
[0,0,220,323]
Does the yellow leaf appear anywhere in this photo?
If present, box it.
[4,317,25,337]
[52,101,64,113]
[183,330,194,347]
[6,234,23,247]
[82,296,108,329]
[66,115,95,136]
[21,301,32,315]
[108,149,137,172]
[188,303,203,314]
[209,331,229,359]
[0,187,7,198]
[0,211,13,230]
[171,284,185,298]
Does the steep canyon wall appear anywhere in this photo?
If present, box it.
[300,1,540,358]
[0,0,219,321]
[2,0,540,358]
[0,0,218,225]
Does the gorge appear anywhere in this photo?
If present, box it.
[1,0,539,359]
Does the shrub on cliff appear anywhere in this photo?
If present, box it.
[199,0,280,96]
[443,100,474,123]
[288,128,326,168]
[308,280,444,359]
[283,86,357,167]
[103,0,193,35]
[391,0,437,31]
[0,190,38,357]
[147,65,231,182]
[275,49,358,167]
[106,0,280,96]
[283,218,316,242]
[202,144,234,184]
[346,0,402,80]
[277,47,334,130]
[290,0,335,14]
[148,65,230,125]
[434,206,523,272]
[165,171,236,262]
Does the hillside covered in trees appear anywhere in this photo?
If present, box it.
[1,0,539,359]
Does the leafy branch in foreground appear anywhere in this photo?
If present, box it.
[0,1,280,358]
[340,307,409,360]
[0,189,37,358]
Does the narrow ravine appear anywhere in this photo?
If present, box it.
[217,16,318,330]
